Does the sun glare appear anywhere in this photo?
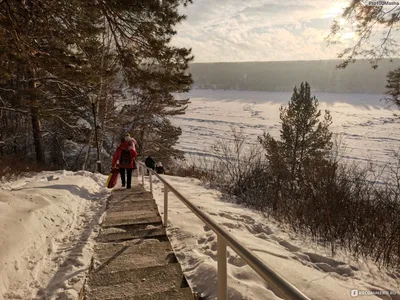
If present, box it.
[343,31,355,39]
[323,2,347,18]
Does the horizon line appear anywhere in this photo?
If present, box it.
[190,58,400,64]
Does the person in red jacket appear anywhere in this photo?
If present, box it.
[112,137,138,189]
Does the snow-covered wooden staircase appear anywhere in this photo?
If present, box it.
[83,181,194,300]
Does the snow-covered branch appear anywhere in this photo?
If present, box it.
[0,87,17,94]
[0,106,29,114]
[50,114,83,129]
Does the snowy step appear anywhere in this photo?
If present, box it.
[86,287,194,300]
[109,192,155,203]
[92,240,175,272]
[107,200,158,212]
[97,224,166,243]
[90,287,194,300]
[111,187,152,199]
[102,209,162,227]
[86,286,194,300]
[85,179,194,300]
[86,264,191,300]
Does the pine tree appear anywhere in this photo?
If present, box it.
[385,69,400,109]
[0,0,193,169]
[0,0,105,164]
[259,82,333,180]
[96,0,194,162]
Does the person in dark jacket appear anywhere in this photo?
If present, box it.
[155,162,165,174]
[145,156,156,173]
[112,138,138,189]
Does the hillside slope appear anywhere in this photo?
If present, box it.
[189,59,400,94]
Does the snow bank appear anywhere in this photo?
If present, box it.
[145,175,399,300]
[0,170,110,300]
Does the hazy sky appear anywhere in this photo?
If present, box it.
[173,0,354,62]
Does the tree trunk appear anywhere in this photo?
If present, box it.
[95,23,112,173]
[29,75,45,164]
[31,106,45,164]
[139,127,145,156]
[82,130,94,171]
[97,90,107,168]
[92,102,102,173]
[55,135,67,168]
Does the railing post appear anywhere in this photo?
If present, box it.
[163,184,168,227]
[217,235,227,300]
[149,170,153,194]
[142,165,145,186]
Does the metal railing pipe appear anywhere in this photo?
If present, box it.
[164,185,168,227]
[137,162,310,300]
[149,171,153,194]
[141,165,145,186]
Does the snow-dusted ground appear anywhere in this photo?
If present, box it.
[0,168,398,300]
[173,90,400,169]
[1,89,400,299]
[0,171,109,300]
[145,175,399,300]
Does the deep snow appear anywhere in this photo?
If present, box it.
[0,171,109,300]
[0,169,398,300]
[144,175,399,300]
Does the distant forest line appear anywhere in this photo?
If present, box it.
[189,59,400,94]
